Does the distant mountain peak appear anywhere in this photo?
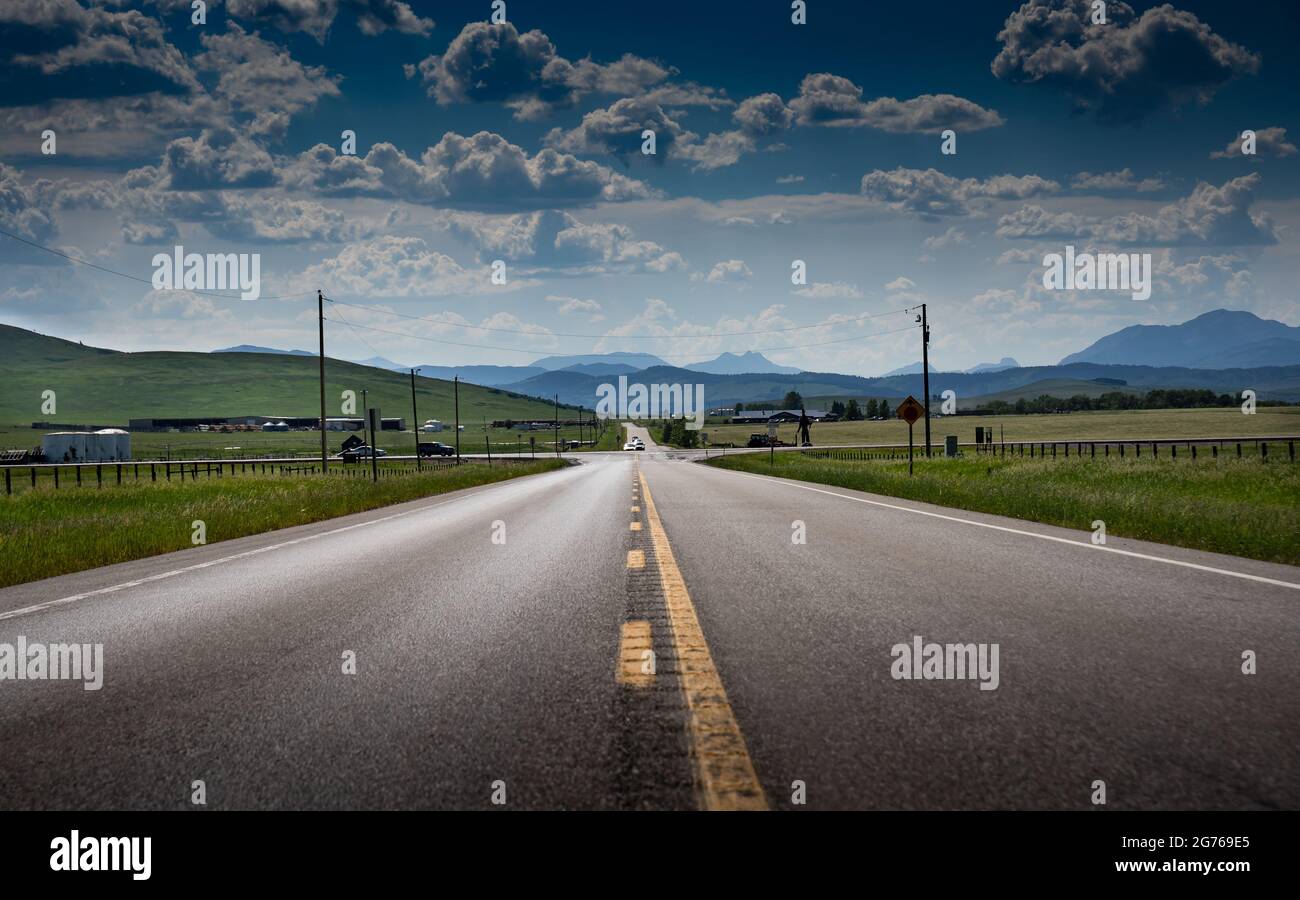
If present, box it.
[214,344,314,357]
[686,351,802,375]
[1060,309,1300,369]
[530,351,668,371]
[965,357,1020,373]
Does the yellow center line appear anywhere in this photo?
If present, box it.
[630,521,642,531]
[627,549,645,568]
[638,469,768,811]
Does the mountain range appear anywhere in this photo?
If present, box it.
[197,308,1300,406]
[883,357,1022,376]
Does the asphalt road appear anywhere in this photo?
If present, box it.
[1,425,1296,810]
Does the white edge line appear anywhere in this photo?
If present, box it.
[714,466,1300,591]
[0,463,582,623]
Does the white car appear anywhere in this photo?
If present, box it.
[623,440,645,451]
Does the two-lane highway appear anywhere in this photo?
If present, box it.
[1,426,1296,809]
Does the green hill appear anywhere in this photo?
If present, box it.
[0,323,564,425]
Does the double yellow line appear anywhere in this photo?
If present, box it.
[635,468,768,811]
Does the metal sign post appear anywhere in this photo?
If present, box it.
[908,421,914,476]
[896,395,926,478]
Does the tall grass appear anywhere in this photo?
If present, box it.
[707,453,1300,565]
[0,460,564,587]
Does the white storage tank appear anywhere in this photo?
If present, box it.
[42,432,85,462]
[95,428,131,460]
[42,430,131,462]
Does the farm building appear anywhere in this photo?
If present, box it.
[728,409,839,424]
[42,429,131,462]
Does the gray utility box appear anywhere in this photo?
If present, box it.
[945,435,959,457]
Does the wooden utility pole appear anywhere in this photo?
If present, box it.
[920,303,931,458]
[318,290,328,472]
[453,376,460,465]
[410,369,421,471]
[554,394,560,457]
[369,406,379,483]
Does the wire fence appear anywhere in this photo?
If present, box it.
[796,438,1297,464]
[0,455,540,496]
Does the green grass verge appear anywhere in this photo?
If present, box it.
[706,452,1300,565]
[0,460,565,588]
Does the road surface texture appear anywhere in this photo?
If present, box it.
[1,423,1295,810]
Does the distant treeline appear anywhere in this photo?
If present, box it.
[970,389,1289,415]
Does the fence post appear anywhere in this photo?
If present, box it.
[1212,445,1217,459]
[1290,441,1295,462]
[75,466,80,486]
[54,467,59,488]
[30,467,36,488]
[117,464,121,484]
[97,465,102,487]
[4,468,9,495]
[1171,445,1176,459]
[1236,443,1242,458]
[1262,443,1268,461]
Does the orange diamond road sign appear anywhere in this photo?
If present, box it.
[897,395,925,426]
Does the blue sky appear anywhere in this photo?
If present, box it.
[1,0,1297,374]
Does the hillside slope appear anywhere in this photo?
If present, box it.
[0,324,564,425]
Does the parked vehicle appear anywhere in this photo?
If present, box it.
[747,433,784,448]
[336,445,387,460]
[418,442,455,457]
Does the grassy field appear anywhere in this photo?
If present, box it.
[703,406,1300,448]
[706,451,1300,564]
[0,323,569,427]
[0,459,565,587]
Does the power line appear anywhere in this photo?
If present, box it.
[326,301,391,362]
[325,296,914,340]
[328,315,917,359]
[0,226,314,301]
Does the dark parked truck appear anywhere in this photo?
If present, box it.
[418,442,456,457]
